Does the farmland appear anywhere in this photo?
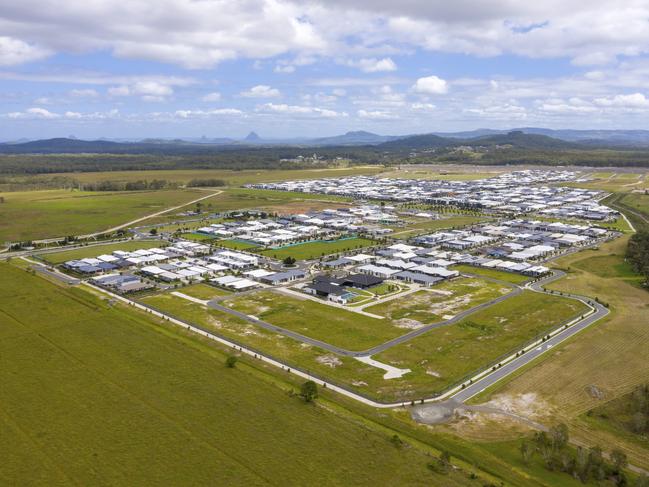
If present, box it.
[37,240,167,264]
[0,263,468,486]
[0,188,218,242]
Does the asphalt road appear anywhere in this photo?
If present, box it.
[206,279,522,358]
[449,270,609,403]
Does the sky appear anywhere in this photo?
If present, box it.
[4,1,649,139]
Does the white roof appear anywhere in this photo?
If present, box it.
[244,269,275,278]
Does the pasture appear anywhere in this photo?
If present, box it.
[0,188,215,242]
[0,263,456,486]
[37,240,166,264]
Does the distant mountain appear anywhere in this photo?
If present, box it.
[244,131,262,142]
[377,133,457,150]
[0,137,123,153]
[311,130,402,146]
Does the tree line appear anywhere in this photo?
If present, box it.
[627,231,649,286]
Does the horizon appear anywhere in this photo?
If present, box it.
[4,2,649,138]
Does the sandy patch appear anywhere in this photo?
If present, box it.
[352,380,368,387]
[316,354,343,368]
[485,393,552,419]
[426,369,441,378]
[394,318,425,329]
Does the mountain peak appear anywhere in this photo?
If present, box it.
[244,131,261,142]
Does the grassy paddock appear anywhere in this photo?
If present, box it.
[0,263,457,486]
[37,240,167,264]
[451,265,531,284]
[0,188,215,242]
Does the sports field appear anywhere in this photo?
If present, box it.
[0,263,460,486]
[215,239,260,251]
[0,188,217,242]
[259,237,377,261]
[37,240,167,264]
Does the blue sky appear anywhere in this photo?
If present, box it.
[3,0,649,140]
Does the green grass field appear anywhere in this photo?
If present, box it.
[372,291,589,399]
[0,188,215,242]
[50,166,385,187]
[177,283,232,299]
[259,237,377,261]
[37,240,167,264]
[451,265,531,284]
[219,290,406,351]
[215,239,260,251]
[387,215,488,239]
[365,278,512,325]
[0,263,464,486]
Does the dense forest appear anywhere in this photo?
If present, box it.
[627,231,649,285]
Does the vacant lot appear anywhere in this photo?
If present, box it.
[259,237,377,261]
[215,239,260,251]
[0,263,456,486]
[373,291,588,399]
[388,215,488,239]
[451,265,531,284]
[365,278,512,326]
[219,290,405,351]
[176,283,231,300]
[38,240,166,264]
[472,236,649,469]
[0,188,215,242]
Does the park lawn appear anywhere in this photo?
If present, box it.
[0,188,213,242]
[451,265,531,284]
[260,237,377,261]
[177,283,232,300]
[371,291,589,401]
[38,240,167,264]
[0,263,458,486]
[215,239,260,251]
[364,278,513,325]
[388,215,488,238]
[219,290,408,351]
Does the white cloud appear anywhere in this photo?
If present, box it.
[412,75,448,95]
[257,103,346,118]
[108,80,174,101]
[353,57,397,72]
[8,107,60,119]
[174,108,243,118]
[0,36,50,66]
[594,92,649,108]
[241,85,281,98]
[357,109,396,119]
[411,102,436,111]
[69,88,99,97]
[201,92,222,102]
[274,64,296,73]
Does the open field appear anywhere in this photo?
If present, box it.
[468,236,649,469]
[177,283,232,299]
[451,265,531,284]
[37,240,167,264]
[0,188,217,242]
[387,215,488,238]
[47,166,386,187]
[373,291,589,400]
[365,278,512,325]
[562,172,648,192]
[259,237,377,261]
[140,188,353,226]
[215,239,260,251]
[381,168,504,181]
[219,290,404,351]
[0,263,466,486]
